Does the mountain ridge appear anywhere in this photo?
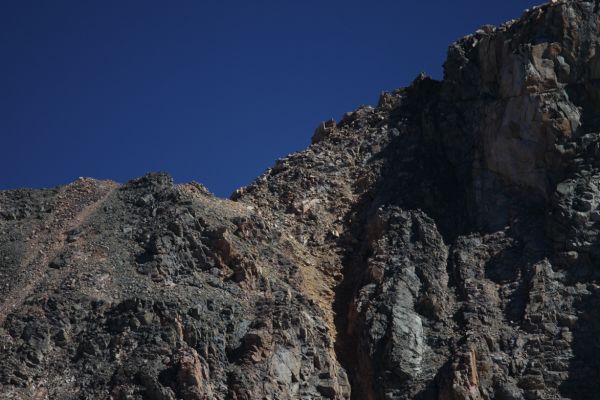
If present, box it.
[2,1,600,399]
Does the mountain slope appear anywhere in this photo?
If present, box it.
[2,1,600,399]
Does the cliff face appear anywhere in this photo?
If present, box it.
[2,1,600,399]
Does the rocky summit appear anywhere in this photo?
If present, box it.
[4,1,600,399]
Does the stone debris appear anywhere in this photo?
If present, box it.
[2,1,600,399]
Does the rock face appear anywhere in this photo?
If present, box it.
[3,1,600,399]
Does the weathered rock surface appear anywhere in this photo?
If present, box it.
[3,1,600,399]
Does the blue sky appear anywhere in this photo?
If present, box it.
[1,0,540,197]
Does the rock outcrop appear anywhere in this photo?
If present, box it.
[3,1,600,399]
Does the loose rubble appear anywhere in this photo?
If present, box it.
[2,1,600,399]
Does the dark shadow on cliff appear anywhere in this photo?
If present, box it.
[484,241,530,323]
[560,287,600,399]
[332,188,376,400]
[558,223,600,398]
[332,75,472,399]
[375,75,471,242]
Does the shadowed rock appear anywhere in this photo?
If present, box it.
[3,1,600,399]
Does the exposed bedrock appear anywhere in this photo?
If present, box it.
[3,1,600,399]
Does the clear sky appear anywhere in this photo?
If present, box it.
[1,0,541,197]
